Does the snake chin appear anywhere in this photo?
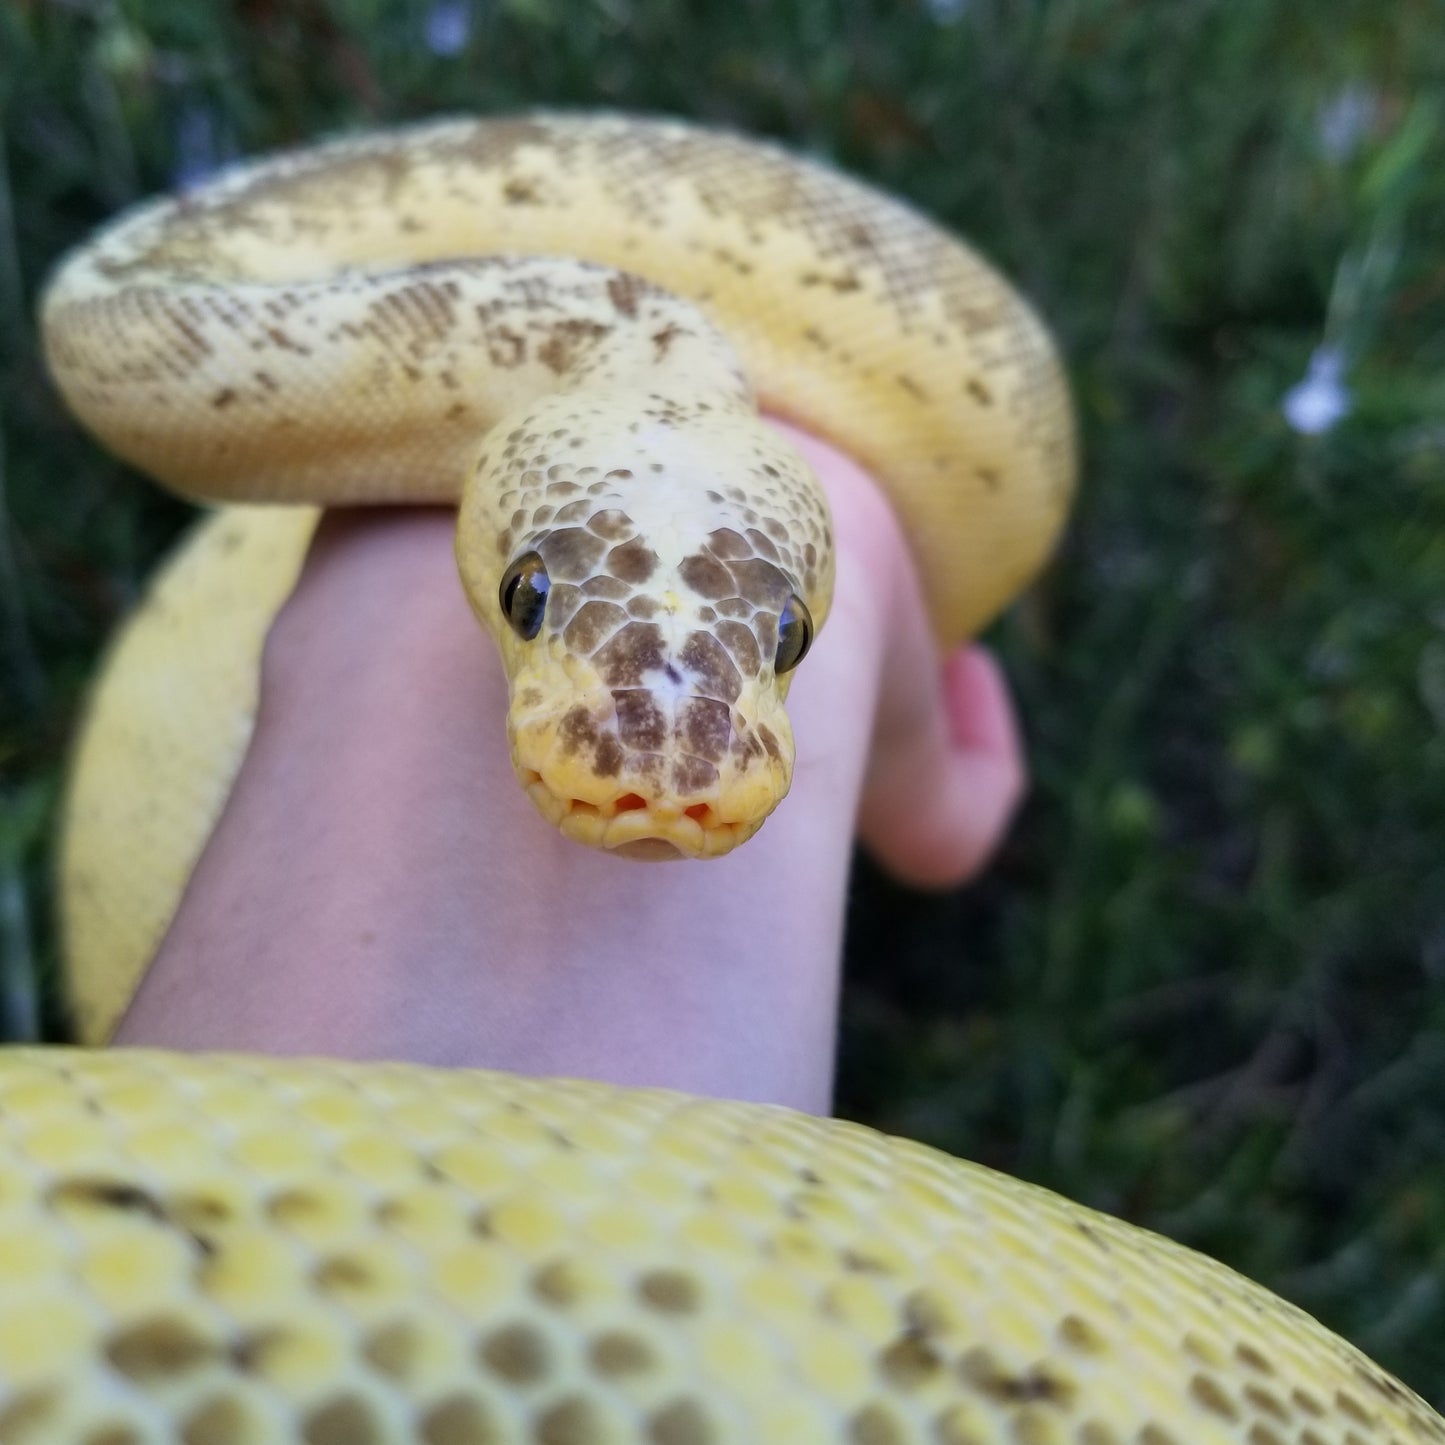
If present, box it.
[519,769,764,859]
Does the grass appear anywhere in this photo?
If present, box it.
[3,0,1444,1403]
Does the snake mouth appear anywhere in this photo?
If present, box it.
[519,770,758,859]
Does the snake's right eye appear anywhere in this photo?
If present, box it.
[774,593,814,674]
[500,552,550,640]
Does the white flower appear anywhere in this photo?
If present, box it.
[926,0,969,21]
[1282,346,1351,435]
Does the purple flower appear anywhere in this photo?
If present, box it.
[1282,347,1351,435]
[425,1,471,56]
[173,104,228,192]
[1316,84,1375,164]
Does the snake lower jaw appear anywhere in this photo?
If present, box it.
[519,769,765,859]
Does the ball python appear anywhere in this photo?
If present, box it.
[16,114,1439,1442]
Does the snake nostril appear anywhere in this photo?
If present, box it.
[685,804,711,824]
[615,793,648,813]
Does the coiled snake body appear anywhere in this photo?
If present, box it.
[15,115,1440,1442]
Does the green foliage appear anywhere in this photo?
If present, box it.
[2,0,1443,1401]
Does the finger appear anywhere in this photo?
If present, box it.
[945,644,1025,756]
[859,642,1028,890]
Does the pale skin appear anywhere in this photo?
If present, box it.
[114,422,1027,1115]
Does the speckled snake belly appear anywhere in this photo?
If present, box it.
[13,114,1441,1443]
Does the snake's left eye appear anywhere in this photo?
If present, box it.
[500,552,550,640]
[775,593,813,675]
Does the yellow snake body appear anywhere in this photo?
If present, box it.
[24,114,1442,1440]
[44,112,1072,860]
[3,1048,1441,1445]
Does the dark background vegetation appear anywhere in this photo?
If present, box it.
[3,0,1443,1404]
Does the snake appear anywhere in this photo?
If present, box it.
[17,113,1441,1442]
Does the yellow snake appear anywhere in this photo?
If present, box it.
[17,113,1440,1442]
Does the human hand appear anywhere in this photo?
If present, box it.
[118,421,1026,1112]
[778,423,1026,891]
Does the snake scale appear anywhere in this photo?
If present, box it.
[13,113,1440,1442]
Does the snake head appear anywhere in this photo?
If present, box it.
[457,397,833,859]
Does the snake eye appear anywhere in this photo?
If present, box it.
[500,552,550,640]
[774,593,813,675]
